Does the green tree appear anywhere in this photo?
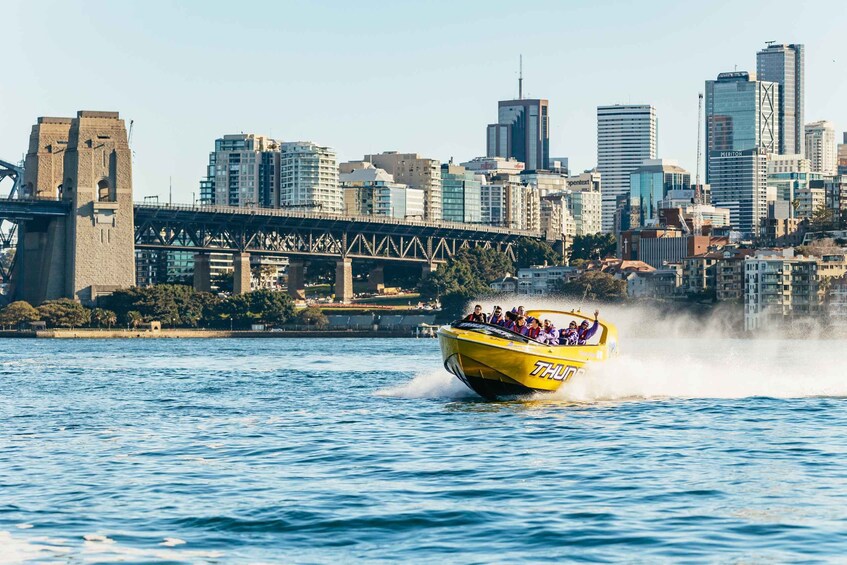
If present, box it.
[570,234,617,261]
[0,301,40,328]
[419,260,489,302]
[101,285,222,328]
[217,289,295,328]
[127,310,143,328]
[297,306,329,329]
[514,237,561,269]
[454,247,514,285]
[810,204,836,232]
[90,308,117,328]
[38,299,91,328]
[555,271,627,302]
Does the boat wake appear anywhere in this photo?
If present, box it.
[376,369,475,400]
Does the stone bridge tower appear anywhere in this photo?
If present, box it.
[16,111,135,305]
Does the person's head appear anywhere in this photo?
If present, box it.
[505,310,517,322]
[569,321,578,330]
[517,306,525,315]
[516,316,526,326]
[473,304,483,314]
[494,306,502,317]
[543,319,551,329]
[580,320,590,329]
[529,318,540,328]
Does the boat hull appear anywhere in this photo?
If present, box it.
[438,318,615,400]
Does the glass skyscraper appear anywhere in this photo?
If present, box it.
[757,43,804,155]
[596,105,658,233]
[629,159,691,228]
[440,163,482,224]
[486,99,550,171]
[705,71,779,235]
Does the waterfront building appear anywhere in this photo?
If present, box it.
[597,105,658,232]
[280,142,341,213]
[514,265,580,295]
[629,159,691,228]
[626,266,681,298]
[827,274,847,327]
[440,163,482,224]
[460,156,525,177]
[756,43,804,155]
[804,121,837,175]
[486,98,550,171]
[136,250,195,287]
[364,152,442,221]
[705,71,779,236]
[200,134,280,207]
[744,249,818,331]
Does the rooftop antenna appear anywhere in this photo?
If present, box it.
[765,40,775,46]
[169,176,172,206]
[518,54,523,100]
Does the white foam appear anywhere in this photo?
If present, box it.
[376,369,473,399]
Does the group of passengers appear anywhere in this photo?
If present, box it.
[464,305,600,346]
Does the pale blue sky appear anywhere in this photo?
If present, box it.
[2,0,846,202]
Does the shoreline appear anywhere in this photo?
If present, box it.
[0,329,433,339]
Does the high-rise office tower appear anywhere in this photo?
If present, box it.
[629,159,691,228]
[280,141,342,213]
[804,120,837,175]
[756,43,804,155]
[705,71,779,236]
[596,105,658,232]
[486,98,550,171]
[200,134,280,207]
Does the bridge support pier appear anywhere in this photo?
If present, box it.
[367,265,384,293]
[233,252,251,294]
[287,259,306,300]
[336,258,353,304]
[422,262,438,278]
[193,253,211,293]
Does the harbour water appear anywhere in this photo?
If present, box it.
[2,335,847,562]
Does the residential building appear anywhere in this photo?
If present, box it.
[520,170,567,195]
[340,165,424,219]
[827,275,847,326]
[540,193,576,242]
[620,227,711,269]
[705,71,778,236]
[627,266,681,298]
[838,132,847,175]
[364,152,442,221]
[513,265,579,295]
[756,43,804,155]
[824,175,847,219]
[805,120,837,175]
[440,163,482,224]
[460,156,525,176]
[629,159,691,228]
[795,186,825,219]
[280,141,341,213]
[200,134,280,207]
[486,98,549,171]
[766,153,821,207]
[480,174,539,231]
[566,171,603,236]
[597,105,658,232]
[744,249,818,331]
[490,274,519,294]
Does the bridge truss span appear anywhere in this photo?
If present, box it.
[133,204,530,263]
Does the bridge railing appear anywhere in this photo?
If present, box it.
[134,201,540,237]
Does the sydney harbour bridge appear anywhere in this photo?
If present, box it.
[0,112,534,304]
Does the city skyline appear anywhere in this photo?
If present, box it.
[2,0,846,204]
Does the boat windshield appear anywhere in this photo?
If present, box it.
[450,321,538,345]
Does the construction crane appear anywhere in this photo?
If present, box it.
[692,93,705,235]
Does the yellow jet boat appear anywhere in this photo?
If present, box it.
[438,309,618,400]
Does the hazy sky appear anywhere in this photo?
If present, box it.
[2,0,846,202]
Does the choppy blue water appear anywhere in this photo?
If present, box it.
[1,337,847,563]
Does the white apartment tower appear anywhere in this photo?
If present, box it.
[280,142,342,213]
[804,120,837,175]
[596,105,658,232]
